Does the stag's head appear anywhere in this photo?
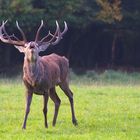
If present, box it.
[0,20,68,63]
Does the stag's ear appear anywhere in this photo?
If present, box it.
[14,45,25,53]
[38,44,50,52]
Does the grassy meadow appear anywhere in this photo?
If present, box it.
[0,70,140,140]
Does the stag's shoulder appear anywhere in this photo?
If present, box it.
[41,53,69,64]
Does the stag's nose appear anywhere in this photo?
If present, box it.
[30,45,34,49]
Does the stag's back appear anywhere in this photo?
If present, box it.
[41,53,69,85]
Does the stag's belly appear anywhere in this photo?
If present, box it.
[34,91,45,95]
[32,79,60,95]
[30,80,48,95]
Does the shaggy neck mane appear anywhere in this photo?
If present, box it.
[23,57,42,86]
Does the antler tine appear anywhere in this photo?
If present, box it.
[16,21,27,42]
[11,34,21,41]
[2,20,8,26]
[50,21,68,39]
[40,31,51,42]
[51,20,61,45]
[47,20,60,44]
[2,20,8,27]
[0,22,4,38]
[35,20,44,42]
[1,20,11,40]
[0,20,13,42]
[62,21,68,35]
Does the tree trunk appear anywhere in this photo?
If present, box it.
[111,33,118,68]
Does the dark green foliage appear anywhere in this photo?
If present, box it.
[0,0,140,69]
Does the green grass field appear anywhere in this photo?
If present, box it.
[0,70,140,140]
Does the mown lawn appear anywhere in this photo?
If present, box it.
[0,70,140,140]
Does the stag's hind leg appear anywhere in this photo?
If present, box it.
[59,82,78,126]
[43,93,49,128]
[49,87,61,126]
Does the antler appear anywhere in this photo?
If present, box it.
[35,20,44,42]
[37,21,68,49]
[16,21,27,43]
[0,20,26,46]
[0,20,68,50]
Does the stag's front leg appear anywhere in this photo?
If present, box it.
[43,93,49,128]
[22,90,33,129]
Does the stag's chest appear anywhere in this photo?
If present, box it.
[23,61,61,95]
[23,70,48,95]
[24,77,48,95]
[25,74,48,92]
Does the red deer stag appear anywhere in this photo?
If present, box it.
[0,20,77,129]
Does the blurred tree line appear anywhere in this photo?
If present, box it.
[0,0,140,70]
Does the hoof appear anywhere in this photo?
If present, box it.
[52,122,56,127]
[52,120,57,127]
[22,126,26,130]
[45,124,48,128]
[72,119,78,126]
